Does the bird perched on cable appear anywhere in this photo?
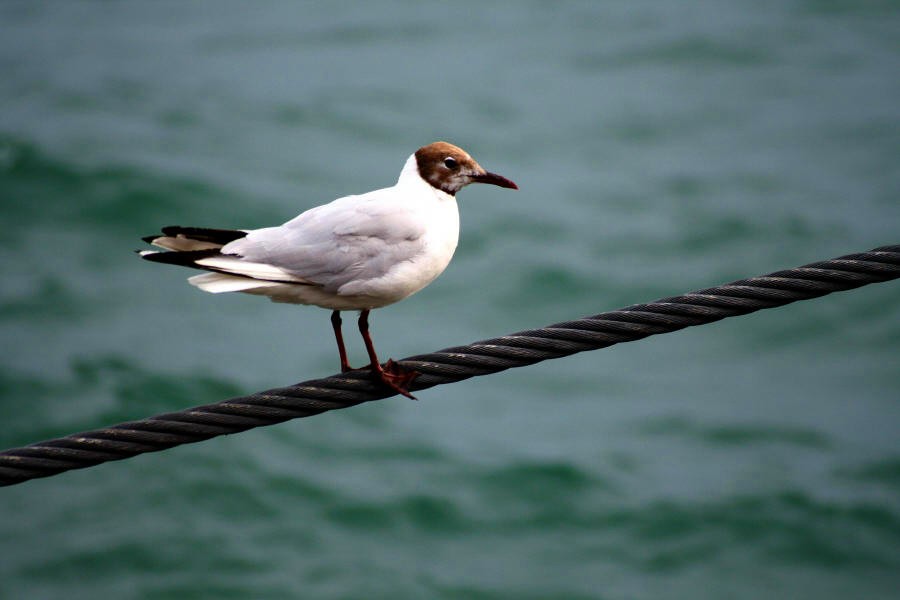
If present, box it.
[140,141,517,399]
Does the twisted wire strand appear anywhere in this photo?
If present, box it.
[2,244,898,487]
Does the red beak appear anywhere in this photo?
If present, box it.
[471,171,518,190]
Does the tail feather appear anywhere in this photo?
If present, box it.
[140,228,312,286]
[188,272,283,293]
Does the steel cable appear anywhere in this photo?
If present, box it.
[1,244,898,487]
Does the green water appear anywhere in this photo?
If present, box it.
[2,2,899,598]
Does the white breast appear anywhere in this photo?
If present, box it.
[392,188,460,295]
[345,181,460,306]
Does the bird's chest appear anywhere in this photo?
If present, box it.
[419,199,460,271]
[383,199,459,298]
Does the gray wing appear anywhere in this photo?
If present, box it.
[221,192,426,293]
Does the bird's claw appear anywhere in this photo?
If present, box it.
[375,359,419,400]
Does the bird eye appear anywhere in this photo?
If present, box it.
[444,157,458,169]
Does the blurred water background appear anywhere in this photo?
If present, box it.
[1,2,899,598]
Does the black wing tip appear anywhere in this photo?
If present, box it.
[159,226,248,245]
[140,248,220,267]
[160,225,188,237]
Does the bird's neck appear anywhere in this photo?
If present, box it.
[397,154,421,185]
[396,154,456,203]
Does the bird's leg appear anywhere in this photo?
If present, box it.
[358,309,418,400]
[331,310,353,373]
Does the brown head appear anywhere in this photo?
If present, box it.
[414,141,518,196]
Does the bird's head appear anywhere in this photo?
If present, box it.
[414,141,518,196]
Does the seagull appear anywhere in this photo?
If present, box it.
[140,142,517,399]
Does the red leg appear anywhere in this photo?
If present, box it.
[331,310,353,373]
[358,309,418,399]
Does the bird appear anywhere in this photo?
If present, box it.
[140,141,518,399]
